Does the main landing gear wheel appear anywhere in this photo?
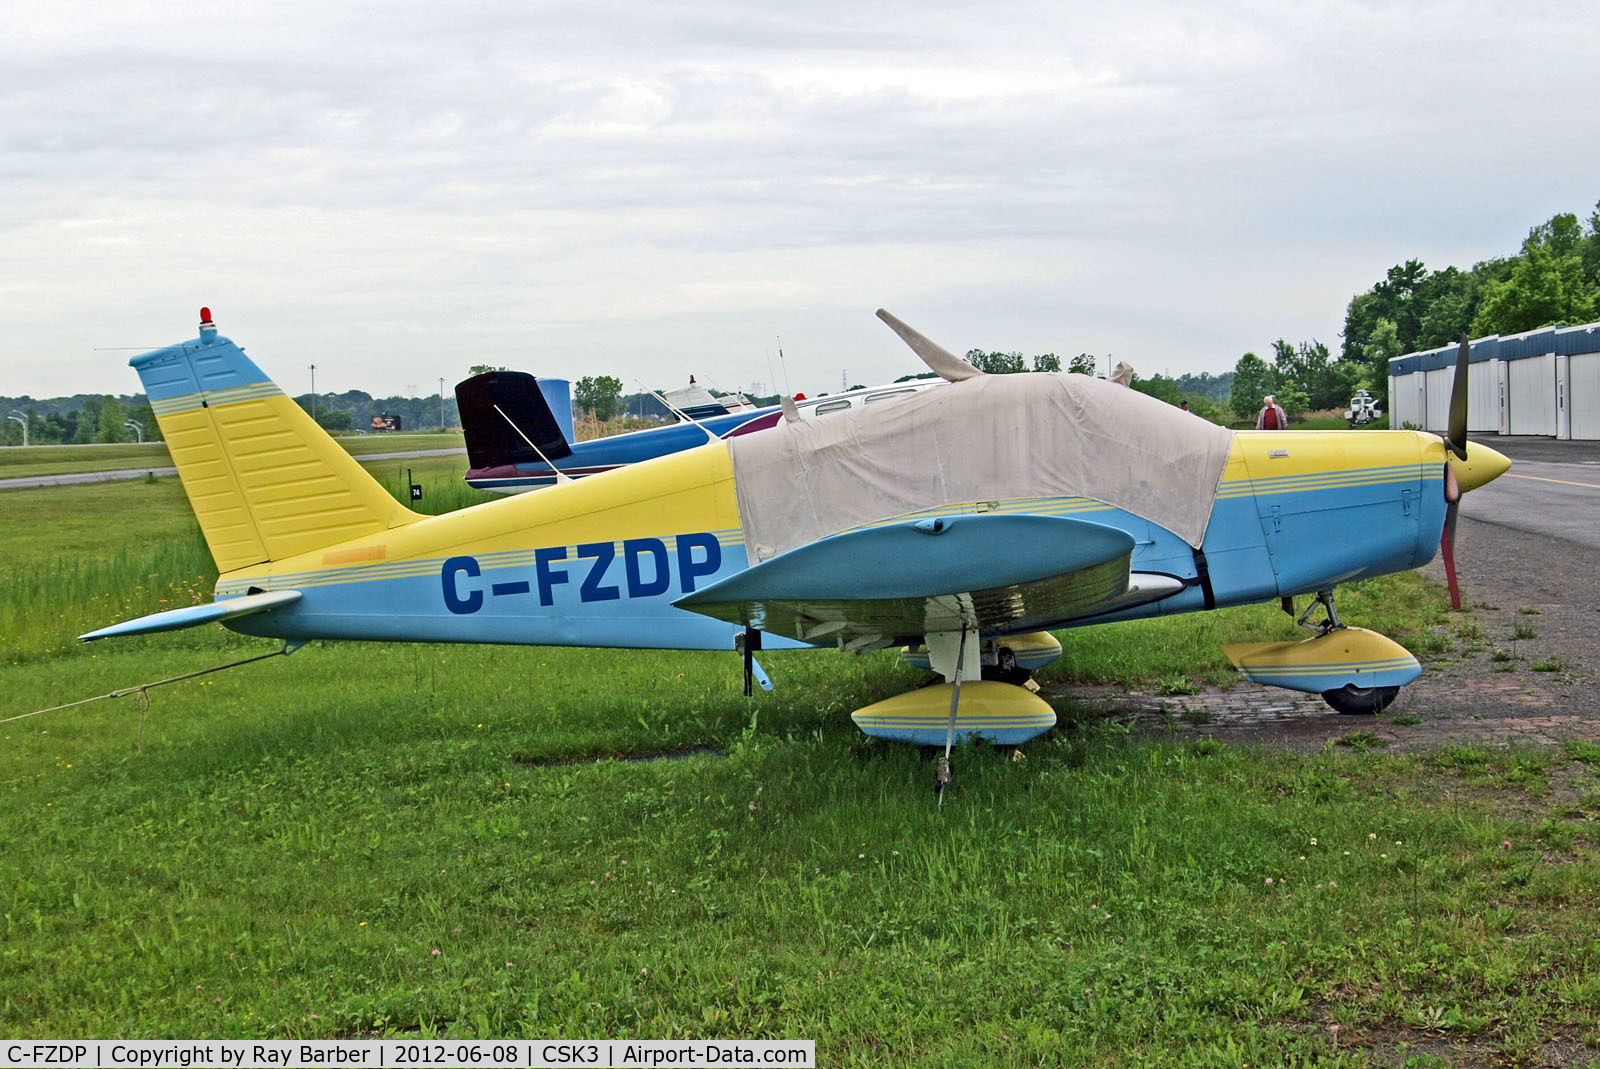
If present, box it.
[1321,684,1400,715]
[981,647,1032,686]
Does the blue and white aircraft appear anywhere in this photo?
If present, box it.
[457,368,942,493]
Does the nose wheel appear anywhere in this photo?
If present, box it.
[1321,683,1400,715]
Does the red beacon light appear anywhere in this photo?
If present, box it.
[199,307,217,339]
[793,392,806,401]
[199,306,213,324]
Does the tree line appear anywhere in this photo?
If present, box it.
[1237,200,1600,421]
[0,394,159,445]
[286,390,462,433]
[925,198,1600,426]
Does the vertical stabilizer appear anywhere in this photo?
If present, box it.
[455,370,574,470]
[132,311,423,572]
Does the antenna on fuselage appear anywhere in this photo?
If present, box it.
[493,403,573,485]
[776,336,792,396]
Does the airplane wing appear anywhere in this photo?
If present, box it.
[80,590,302,641]
[674,514,1180,649]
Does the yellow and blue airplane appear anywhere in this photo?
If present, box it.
[83,308,1510,776]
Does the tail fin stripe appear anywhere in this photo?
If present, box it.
[130,327,421,573]
[151,383,283,415]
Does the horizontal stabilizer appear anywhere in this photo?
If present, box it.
[676,513,1135,644]
[80,590,302,642]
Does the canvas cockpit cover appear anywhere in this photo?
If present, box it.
[727,372,1234,563]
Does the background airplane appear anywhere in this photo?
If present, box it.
[84,309,1509,791]
[456,368,943,492]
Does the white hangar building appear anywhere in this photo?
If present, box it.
[1388,321,1600,440]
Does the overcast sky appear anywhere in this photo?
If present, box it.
[3,0,1597,402]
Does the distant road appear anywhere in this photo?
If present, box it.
[0,448,466,491]
[1457,436,1600,551]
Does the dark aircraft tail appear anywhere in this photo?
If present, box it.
[455,371,576,470]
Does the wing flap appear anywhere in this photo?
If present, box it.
[80,590,302,642]
[675,514,1142,644]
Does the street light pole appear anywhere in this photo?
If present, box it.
[6,410,26,447]
[125,419,143,443]
[439,377,445,429]
[309,364,317,423]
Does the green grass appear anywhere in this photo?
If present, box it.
[0,435,463,481]
[0,456,492,661]
[337,433,465,458]
[0,442,176,479]
[1041,571,1452,687]
[1293,415,1392,431]
[3,475,1598,1063]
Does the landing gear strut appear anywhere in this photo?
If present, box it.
[934,627,970,805]
[1290,589,1402,716]
[1293,589,1343,635]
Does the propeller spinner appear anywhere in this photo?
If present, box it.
[1437,334,1511,609]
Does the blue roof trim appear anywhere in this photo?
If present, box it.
[1419,347,1455,373]
[1393,319,1600,376]
[1556,324,1600,356]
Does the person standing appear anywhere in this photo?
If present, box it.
[1256,394,1287,430]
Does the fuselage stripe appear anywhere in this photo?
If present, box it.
[215,529,747,594]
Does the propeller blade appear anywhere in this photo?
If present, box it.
[1439,336,1470,608]
[1441,459,1462,610]
[1446,334,1470,459]
[1434,330,1508,613]
[1441,500,1462,611]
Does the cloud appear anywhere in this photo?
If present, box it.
[2,0,1598,397]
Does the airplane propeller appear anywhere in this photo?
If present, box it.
[1436,333,1511,610]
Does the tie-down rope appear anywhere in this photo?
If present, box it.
[2,649,290,745]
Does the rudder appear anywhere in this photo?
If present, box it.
[134,310,422,573]
[455,370,575,471]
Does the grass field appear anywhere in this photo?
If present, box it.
[3,465,1598,1064]
[1295,415,1392,431]
[0,435,465,481]
[0,442,176,480]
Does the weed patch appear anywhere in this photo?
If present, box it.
[3,470,1597,1062]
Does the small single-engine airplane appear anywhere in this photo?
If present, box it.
[456,368,942,493]
[84,308,1508,791]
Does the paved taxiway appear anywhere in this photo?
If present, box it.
[1456,436,1600,550]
